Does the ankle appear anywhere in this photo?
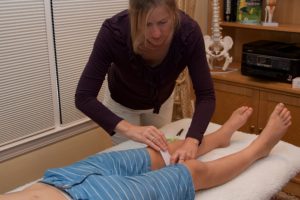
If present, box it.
[216,127,233,148]
[216,133,231,148]
[250,140,272,159]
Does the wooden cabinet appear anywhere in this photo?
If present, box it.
[211,71,300,147]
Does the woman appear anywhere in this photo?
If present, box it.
[0,103,292,200]
[75,0,215,164]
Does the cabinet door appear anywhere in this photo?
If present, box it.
[259,91,300,147]
[212,81,259,133]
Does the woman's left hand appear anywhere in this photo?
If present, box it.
[170,137,199,164]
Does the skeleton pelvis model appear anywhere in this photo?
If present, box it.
[204,0,233,71]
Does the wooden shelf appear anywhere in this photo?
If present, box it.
[221,22,300,33]
[211,69,300,96]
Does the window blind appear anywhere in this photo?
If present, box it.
[52,0,129,125]
[0,0,56,146]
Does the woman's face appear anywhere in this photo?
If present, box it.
[144,5,174,48]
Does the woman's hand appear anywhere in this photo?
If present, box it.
[170,137,199,164]
[115,120,168,151]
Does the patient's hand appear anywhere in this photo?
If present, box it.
[170,137,199,164]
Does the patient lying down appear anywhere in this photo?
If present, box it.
[0,103,291,200]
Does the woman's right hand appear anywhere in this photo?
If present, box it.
[115,120,168,151]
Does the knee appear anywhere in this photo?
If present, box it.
[183,160,208,190]
[184,160,208,174]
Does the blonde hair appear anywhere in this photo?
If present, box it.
[129,0,179,53]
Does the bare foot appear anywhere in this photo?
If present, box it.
[218,106,253,147]
[253,103,291,158]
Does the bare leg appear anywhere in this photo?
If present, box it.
[185,103,291,190]
[149,106,253,170]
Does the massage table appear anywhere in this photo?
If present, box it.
[9,119,300,199]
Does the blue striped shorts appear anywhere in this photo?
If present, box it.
[41,148,195,200]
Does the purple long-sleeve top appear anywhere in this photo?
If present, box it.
[75,10,215,144]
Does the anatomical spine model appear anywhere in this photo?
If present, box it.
[204,0,233,71]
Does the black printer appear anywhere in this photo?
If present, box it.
[241,40,300,83]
